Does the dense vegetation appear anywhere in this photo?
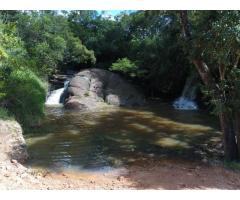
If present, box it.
[0,11,95,126]
[0,10,240,161]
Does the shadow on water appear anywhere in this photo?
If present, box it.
[25,101,222,174]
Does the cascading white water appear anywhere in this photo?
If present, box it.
[45,88,65,105]
[45,81,69,106]
[173,74,198,110]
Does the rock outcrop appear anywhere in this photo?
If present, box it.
[0,120,28,163]
[0,120,40,189]
[64,68,145,110]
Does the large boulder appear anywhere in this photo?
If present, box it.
[64,68,145,110]
[0,120,28,163]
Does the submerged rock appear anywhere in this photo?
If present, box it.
[64,68,145,110]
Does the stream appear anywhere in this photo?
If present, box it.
[25,101,222,173]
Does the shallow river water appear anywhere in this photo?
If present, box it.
[25,101,222,172]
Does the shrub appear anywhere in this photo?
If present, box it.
[5,68,46,126]
[110,58,139,77]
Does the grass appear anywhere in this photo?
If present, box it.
[0,107,14,120]
[224,161,240,171]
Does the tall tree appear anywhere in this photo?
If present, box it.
[16,11,95,75]
[179,10,240,161]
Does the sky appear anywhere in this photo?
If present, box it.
[97,10,135,19]
[100,10,123,16]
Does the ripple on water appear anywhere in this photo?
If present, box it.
[25,102,221,173]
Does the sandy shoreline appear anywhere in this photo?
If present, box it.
[2,157,240,189]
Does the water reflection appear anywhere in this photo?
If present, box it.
[25,101,222,172]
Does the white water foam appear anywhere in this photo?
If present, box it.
[173,97,198,110]
[173,74,198,110]
[45,81,69,105]
[45,88,65,105]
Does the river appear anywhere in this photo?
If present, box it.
[25,101,222,173]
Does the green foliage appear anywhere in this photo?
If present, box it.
[0,21,26,106]
[1,9,239,130]
[0,46,8,59]
[0,20,46,127]
[5,68,46,126]
[68,11,130,68]
[15,11,96,75]
[224,161,240,171]
[110,58,139,77]
[63,34,96,69]
[202,67,240,115]
[181,11,240,115]
[68,10,190,97]
[184,11,240,67]
[0,11,97,127]
[0,107,13,120]
[126,12,190,96]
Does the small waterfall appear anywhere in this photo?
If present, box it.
[173,74,198,110]
[45,81,69,106]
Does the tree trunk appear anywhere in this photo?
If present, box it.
[235,112,240,158]
[179,11,192,39]
[219,112,238,161]
[192,59,216,87]
[192,60,239,161]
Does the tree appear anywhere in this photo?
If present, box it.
[0,21,46,126]
[16,11,95,75]
[119,11,190,97]
[178,11,240,161]
[68,10,130,69]
[0,11,97,127]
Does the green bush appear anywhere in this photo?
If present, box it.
[5,68,46,126]
[110,58,139,77]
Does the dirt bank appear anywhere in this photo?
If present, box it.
[0,120,48,189]
[1,119,240,190]
[29,158,240,190]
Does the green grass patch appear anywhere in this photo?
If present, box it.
[224,161,240,171]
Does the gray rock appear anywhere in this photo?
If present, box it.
[64,96,88,111]
[64,68,145,110]
[105,94,121,106]
[0,120,28,163]
[69,76,90,90]
[68,86,88,97]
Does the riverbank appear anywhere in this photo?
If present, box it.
[3,157,240,189]
[2,119,240,189]
[39,158,240,189]
[0,119,44,189]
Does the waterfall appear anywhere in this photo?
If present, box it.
[173,74,198,110]
[45,81,69,106]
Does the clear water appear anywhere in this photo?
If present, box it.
[25,101,221,172]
